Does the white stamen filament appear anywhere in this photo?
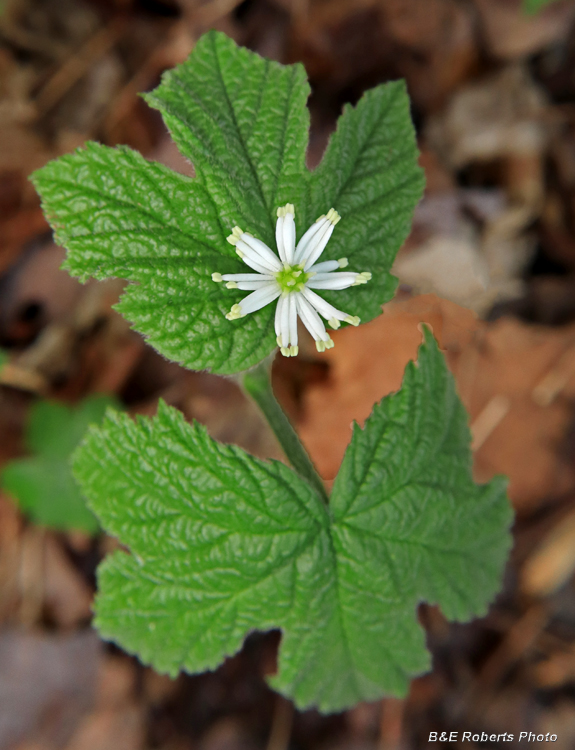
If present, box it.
[288,293,298,348]
[222,273,275,282]
[282,211,296,265]
[301,286,353,324]
[306,272,362,290]
[234,247,276,275]
[238,284,281,315]
[275,295,284,343]
[236,237,282,273]
[302,222,336,270]
[280,291,290,347]
[242,234,284,270]
[294,217,327,264]
[295,294,330,342]
[232,280,278,290]
[275,216,286,263]
[308,260,340,274]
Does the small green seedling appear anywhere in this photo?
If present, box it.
[32,32,512,713]
[2,395,119,534]
[523,0,561,13]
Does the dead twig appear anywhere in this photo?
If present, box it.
[266,694,293,750]
[471,394,511,451]
[34,19,125,116]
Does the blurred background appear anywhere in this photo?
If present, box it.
[2,0,575,747]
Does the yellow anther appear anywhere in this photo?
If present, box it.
[226,226,243,245]
[277,203,295,218]
[225,304,243,321]
[326,208,341,225]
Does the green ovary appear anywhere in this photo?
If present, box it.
[275,265,310,293]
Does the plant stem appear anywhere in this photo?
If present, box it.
[241,359,329,504]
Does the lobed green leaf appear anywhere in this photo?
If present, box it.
[32,31,423,374]
[32,143,274,373]
[523,0,560,13]
[2,395,119,534]
[75,332,512,712]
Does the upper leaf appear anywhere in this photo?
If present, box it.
[32,143,275,373]
[144,31,310,249]
[2,395,119,534]
[32,31,424,374]
[75,332,511,712]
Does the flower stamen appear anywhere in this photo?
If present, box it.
[214,203,371,356]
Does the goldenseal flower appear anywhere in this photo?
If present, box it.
[212,204,371,357]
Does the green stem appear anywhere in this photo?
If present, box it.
[241,359,329,504]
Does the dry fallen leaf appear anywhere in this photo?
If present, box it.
[522,510,575,597]
[43,534,93,628]
[426,66,550,169]
[473,0,575,60]
[0,629,100,749]
[296,295,575,516]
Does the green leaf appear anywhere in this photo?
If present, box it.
[301,81,423,323]
[31,143,275,374]
[523,0,559,13]
[75,332,511,712]
[2,395,119,533]
[32,31,423,375]
[144,31,311,250]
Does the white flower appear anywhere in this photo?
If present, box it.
[212,204,371,357]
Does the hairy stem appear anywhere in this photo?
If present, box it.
[241,359,329,504]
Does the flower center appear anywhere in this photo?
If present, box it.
[275,264,310,293]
